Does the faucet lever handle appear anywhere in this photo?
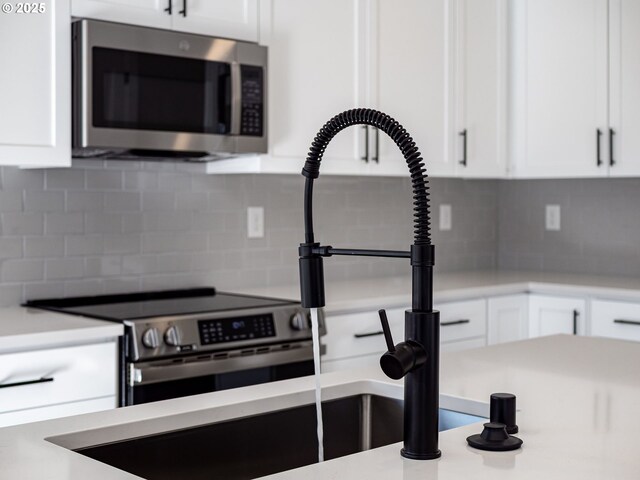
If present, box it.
[378,309,396,353]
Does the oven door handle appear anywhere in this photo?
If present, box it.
[129,344,315,386]
[230,61,242,136]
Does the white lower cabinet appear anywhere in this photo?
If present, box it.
[322,299,486,372]
[487,294,528,345]
[528,295,586,338]
[321,307,404,370]
[591,299,640,342]
[0,341,117,426]
[488,294,587,343]
[323,292,640,372]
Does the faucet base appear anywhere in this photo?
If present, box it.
[400,448,442,460]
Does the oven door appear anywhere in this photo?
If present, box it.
[73,20,267,155]
[126,345,314,406]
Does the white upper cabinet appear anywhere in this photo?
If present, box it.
[0,0,71,167]
[171,0,258,42]
[210,0,459,177]
[371,0,454,177]
[72,0,258,41]
[453,0,507,178]
[258,0,367,176]
[71,0,172,29]
[510,0,609,178]
[608,0,640,177]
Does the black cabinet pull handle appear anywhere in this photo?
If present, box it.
[179,0,187,17]
[441,319,470,327]
[164,0,172,14]
[354,330,384,339]
[459,129,467,166]
[609,128,616,166]
[372,129,379,163]
[596,129,603,166]
[573,310,578,335]
[0,377,54,389]
[613,319,640,326]
[361,126,369,163]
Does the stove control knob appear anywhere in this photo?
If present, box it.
[290,312,310,331]
[141,328,160,349]
[164,325,182,347]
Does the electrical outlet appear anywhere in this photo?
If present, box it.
[545,205,561,231]
[439,204,452,231]
[247,206,264,238]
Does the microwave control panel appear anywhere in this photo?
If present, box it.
[198,313,275,346]
[240,65,264,137]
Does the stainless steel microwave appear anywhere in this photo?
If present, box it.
[72,20,267,161]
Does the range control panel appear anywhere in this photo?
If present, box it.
[198,313,275,345]
[239,65,264,137]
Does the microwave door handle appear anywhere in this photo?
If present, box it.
[231,62,242,135]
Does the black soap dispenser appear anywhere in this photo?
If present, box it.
[467,393,522,452]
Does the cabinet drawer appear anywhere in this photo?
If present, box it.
[323,307,405,361]
[438,299,487,343]
[0,342,116,413]
[591,299,640,342]
[0,396,116,428]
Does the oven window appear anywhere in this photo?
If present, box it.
[92,47,232,134]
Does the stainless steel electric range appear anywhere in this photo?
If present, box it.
[26,288,325,406]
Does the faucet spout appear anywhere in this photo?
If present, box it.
[298,108,441,460]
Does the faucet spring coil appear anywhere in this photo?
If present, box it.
[302,108,431,245]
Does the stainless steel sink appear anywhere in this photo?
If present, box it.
[74,394,483,480]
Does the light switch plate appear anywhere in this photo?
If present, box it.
[439,204,452,231]
[247,206,264,238]
[545,205,561,231]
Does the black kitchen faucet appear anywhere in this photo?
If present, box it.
[298,108,441,460]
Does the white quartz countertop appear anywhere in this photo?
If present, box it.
[0,307,123,352]
[1,335,639,479]
[239,270,640,312]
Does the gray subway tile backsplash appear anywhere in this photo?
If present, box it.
[0,161,500,306]
[498,178,640,277]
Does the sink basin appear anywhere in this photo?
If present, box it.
[73,394,484,480]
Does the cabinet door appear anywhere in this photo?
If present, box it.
[608,0,640,176]
[261,0,367,176]
[487,295,528,345]
[0,0,71,167]
[510,0,608,178]
[454,0,507,178]
[528,295,586,338]
[172,0,258,42]
[591,299,640,341]
[71,0,172,29]
[371,0,455,177]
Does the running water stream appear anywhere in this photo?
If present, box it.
[310,307,324,462]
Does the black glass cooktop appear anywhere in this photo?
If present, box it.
[25,288,297,321]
